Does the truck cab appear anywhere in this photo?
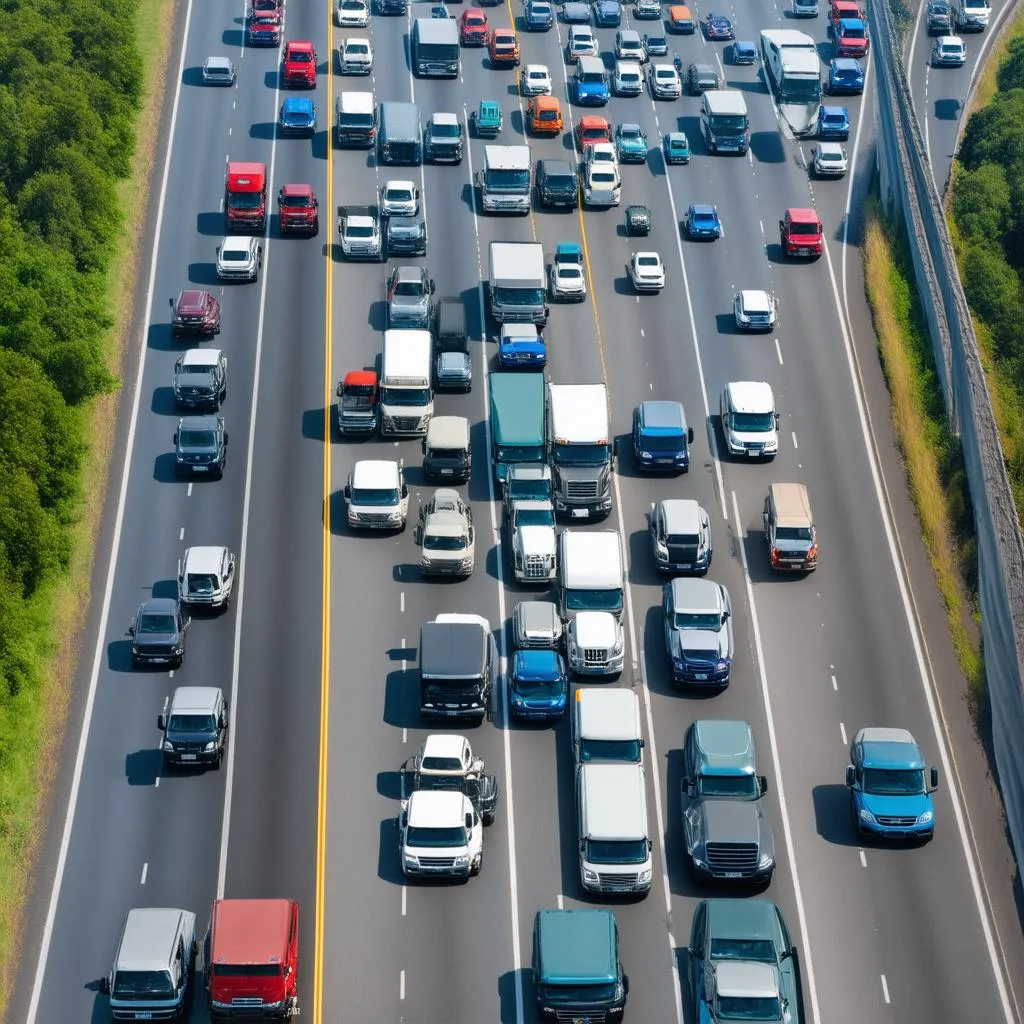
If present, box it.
[778,206,823,257]
[338,204,382,260]
[477,145,532,214]
[381,329,434,436]
[548,382,613,519]
[158,685,229,768]
[177,545,235,609]
[419,614,496,720]
[421,414,471,483]
[488,241,548,324]
[846,727,939,840]
[534,909,628,1022]
[344,459,408,530]
[335,369,379,435]
[632,399,694,473]
[277,183,319,235]
[173,348,227,409]
[572,688,644,764]
[224,161,267,232]
[205,898,299,1020]
[720,380,780,459]
[509,498,557,583]
[490,375,548,483]
[558,530,624,621]
[567,611,624,677]
[399,790,483,877]
[680,719,775,885]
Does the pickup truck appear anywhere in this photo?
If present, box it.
[778,207,823,258]
[338,204,383,260]
[414,489,476,577]
[402,733,498,824]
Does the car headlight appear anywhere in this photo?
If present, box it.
[204,741,217,752]
[512,696,524,707]
[641,450,652,460]
[716,659,730,673]
[163,741,174,752]
[403,852,419,867]
[859,807,877,825]
[582,868,599,883]
[916,809,933,825]
[613,634,624,655]
[453,854,470,867]
[638,868,652,885]
[758,851,774,869]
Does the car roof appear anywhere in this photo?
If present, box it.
[619,122,643,132]
[170,685,222,713]
[205,55,234,69]
[513,649,563,676]
[665,131,688,142]
[821,104,847,116]
[704,897,783,942]
[139,597,179,615]
[116,909,187,973]
[351,459,400,487]
[494,26,516,37]
[286,38,315,50]
[538,158,574,174]
[281,182,314,196]
[639,399,686,430]
[939,34,964,43]
[739,289,771,307]
[726,379,774,409]
[669,576,723,611]
[407,788,467,824]
[855,727,925,768]
[660,498,703,531]
[421,733,468,759]
[691,203,717,216]
[692,719,756,768]
[177,288,210,306]
[832,56,862,68]
[786,206,820,223]
[618,28,641,39]
[579,115,610,128]
[526,62,548,72]
[282,95,315,111]
[178,414,222,428]
[533,94,560,108]
[179,348,222,366]
[817,142,845,155]
[221,235,253,248]
[183,545,228,573]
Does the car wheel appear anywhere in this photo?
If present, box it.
[470,853,482,877]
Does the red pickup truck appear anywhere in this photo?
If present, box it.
[277,183,319,234]
[283,39,317,87]
[779,207,823,258]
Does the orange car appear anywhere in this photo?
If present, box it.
[528,95,563,134]
[488,27,521,66]
[667,4,696,32]
[575,114,611,148]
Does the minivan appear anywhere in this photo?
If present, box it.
[763,482,818,571]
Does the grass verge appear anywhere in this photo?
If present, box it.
[861,197,987,709]
[0,0,178,1013]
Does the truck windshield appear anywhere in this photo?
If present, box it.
[640,434,682,453]
[710,937,777,963]
[348,225,375,238]
[728,412,775,432]
[493,285,545,307]
[584,838,648,864]
[541,982,618,1003]
[775,526,813,541]
[862,767,926,795]
[424,534,467,551]
[351,487,400,506]
[788,221,820,236]
[423,681,482,700]
[168,714,216,732]
[580,738,642,763]
[716,995,783,1021]
[566,589,623,614]
[552,442,611,465]
[514,508,554,527]
[486,169,530,190]
[406,825,467,846]
[341,113,375,127]
[698,774,759,799]
[496,445,546,464]
[381,386,431,405]
[112,970,175,999]
[186,573,217,595]
[179,429,217,447]
[227,191,262,208]
[781,77,821,102]
[212,964,282,977]
[672,611,722,629]
[418,41,458,58]
[709,114,747,134]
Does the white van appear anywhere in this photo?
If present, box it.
[571,688,644,765]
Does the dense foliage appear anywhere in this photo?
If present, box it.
[954,39,1024,505]
[0,0,140,698]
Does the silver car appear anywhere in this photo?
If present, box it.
[387,265,435,328]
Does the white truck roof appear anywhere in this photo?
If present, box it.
[518,524,556,556]
[561,530,622,588]
[434,612,490,629]
[419,734,470,765]
[574,688,642,743]
[579,763,649,841]
[489,241,545,288]
[351,459,400,489]
[715,961,780,1001]
[406,789,469,827]
[383,329,432,383]
[760,28,817,48]
[426,415,470,446]
[181,545,227,574]
[573,610,619,647]
[548,383,610,444]
[484,144,531,170]
[725,380,775,413]
[337,90,375,115]
[702,89,748,115]
[178,348,222,367]
[501,323,539,341]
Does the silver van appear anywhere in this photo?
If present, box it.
[102,907,197,1020]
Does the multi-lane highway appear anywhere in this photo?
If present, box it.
[10,0,1024,1021]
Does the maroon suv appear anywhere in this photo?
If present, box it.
[169,290,221,339]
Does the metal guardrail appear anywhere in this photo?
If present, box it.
[871,0,1024,873]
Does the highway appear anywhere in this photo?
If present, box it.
[9,0,1024,1021]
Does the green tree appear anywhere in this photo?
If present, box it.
[952,162,1012,242]
[996,38,1024,91]
[961,241,1024,363]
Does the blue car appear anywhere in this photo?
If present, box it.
[593,0,622,26]
[827,57,864,94]
[576,61,610,105]
[684,203,721,240]
[509,650,568,721]
[702,11,734,39]
[562,1,591,21]
[498,324,547,369]
[846,727,939,841]
[633,399,694,473]
[732,39,757,64]
[278,96,317,136]
[662,131,691,164]
[817,105,850,140]
[525,0,554,29]
[615,122,648,162]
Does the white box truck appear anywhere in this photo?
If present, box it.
[477,146,532,214]
[488,242,548,325]
[381,329,433,437]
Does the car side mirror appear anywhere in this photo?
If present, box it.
[687,426,694,444]
[128,622,136,636]
[639,738,645,748]
[413,525,423,545]
[648,502,655,521]
[774,413,780,429]
[401,483,409,498]
[183,616,192,629]
[344,484,352,500]
[430,279,436,293]
[758,774,768,795]
[929,766,939,791]
[465,812,473,830]
[578,839,586,853]
[722,609,730,621]
[623,975,630,994]
[173,432,179,445]
[421,440,427,454]
[845,764,857,788]
[336,382,343,397]
[100,976,110,995]
[219,713,227,729]
[168,297,175,309]
[223,433,229,445]
[158,713,167,730]
[688,948,702,960]
[215,246,221,255]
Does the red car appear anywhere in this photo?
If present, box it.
[283,39,317,86]
[828,0,864,27]
[779,207,823,258]
[488,27,520,65]
[575,115,612,147]
[459,7,489,45]
[277,183,320,235]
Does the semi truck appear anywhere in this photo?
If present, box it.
[224,161,267,231]
[477,146,532,214]
[380,329,433,437]
[411,17,460,76]
[488,242,548,325]
[760,29,821,136]
[488,372,546,483]
[547,382,613,519]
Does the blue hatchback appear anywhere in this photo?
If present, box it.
[817,105,850,140]
[510,650,568,721]
[827,57,864,94]
[684,203,722,240]
[279,96,317,136]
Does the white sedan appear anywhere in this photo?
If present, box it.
[811,142,848,177]
[549,260,588,302]
[649,63,682,99]
[381,180,420,217]
[521,63,553,96]
[629,251,665,292]
[340,36,374,74]
[336,0,369,26]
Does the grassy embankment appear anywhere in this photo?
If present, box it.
[0,0,177,1011]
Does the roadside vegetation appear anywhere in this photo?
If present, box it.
[0,0,174,1010]
[861,199,985,706]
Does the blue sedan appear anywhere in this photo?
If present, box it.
[684,203,722,240]
[827,57,864,94]
[702,12,734,39]
[594,0,622,25]
[278,96,317,136]
[498,324,547,369]
[615,123,649,162]
[509,650,568,721]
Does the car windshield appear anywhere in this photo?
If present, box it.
[289,50,313,60]
[716,996,783,1021]
[112,970,175,999]
[580,738,642,763]
[493,285,545,306]
[433,122,459,137]
[227,191,262,208]
[168,713,216,732]
[694,212,716,225]
[139,614,177,634]
[656,69,674,79]
[558,267,582,280]
[285,193,313,206]
[514,675,564,698]
[566,589,623,613]
[672,610,722,629]
[222,248,249,261]
[591,171,616,184]
[347,43,368,53]
[582,129,606,141]
[789,221,820,235]
[186,572,217,595]
[580,70,604,82]
[540,982,618,1004]
[178,363,214,375]
[382,386,431,405]
[584,838,648,864]
[647,35,667,45]
[529,72,546,82]
[710,938,777,963]
[729,412,775,432]
[638,256,659,268]
[640,434,681,452]
[775,526,813,541]
[862,767,927,795]
[420,755,463,771]
[424,534,467,551]
[698,773,759,798]
[212,963,281,977]
[284,110,308,122]
[406,825,467,847]
[514,507,554,527]
[394,282,425,297]
[351,487,400,505]
[819,151,843,161]
[538,110,558,120]
[387,188,414,201]
[348,225,374,238]
[486,169,530,188]
[179,429,217,447]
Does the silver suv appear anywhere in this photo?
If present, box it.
[387,265,435,328]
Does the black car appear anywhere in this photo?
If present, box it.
[624,204,652,235]
[174,415,228,478]
[687,61,720,94]
[643,32,669,56]
[535,158,579,209]
[386,212,427,256]
[159,686,228,768]
[129,597,190,668]
[926,0,952,31]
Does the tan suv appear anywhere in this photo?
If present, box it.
[763,482,818,572]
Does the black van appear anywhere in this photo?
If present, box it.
[535,159,579,209]
[434,297,471,392]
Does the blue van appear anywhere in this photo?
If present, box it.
[632,400,694,473]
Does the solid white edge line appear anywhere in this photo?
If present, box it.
[216,26,284,897]
[463,113,524,1024]
[730,489,822,1024]
[826,58,1015,1020]
[23,0,198,1017]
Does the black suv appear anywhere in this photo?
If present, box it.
[174,415,229,478]
[385,212,427,256]
[158,686,229,768]
[173,350,227,410]
[129,598,190,668]
[169,290,221,339]
[535,159,579,209]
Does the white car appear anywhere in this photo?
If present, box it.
[215,236,262,282]
[381,180,420,217]
[585,141,619,170]
[733,289,778,331]
[339,36,373,74]
[549,260,588,301]
[931,34,966,66]
[614,28,646,61]
[613,60,644,96]
[336,0,369,26]
[811,142,847,177]
[521,63,553,95]
[583,164,621,207]
[649,62,681,98]
[629,251,665,292]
